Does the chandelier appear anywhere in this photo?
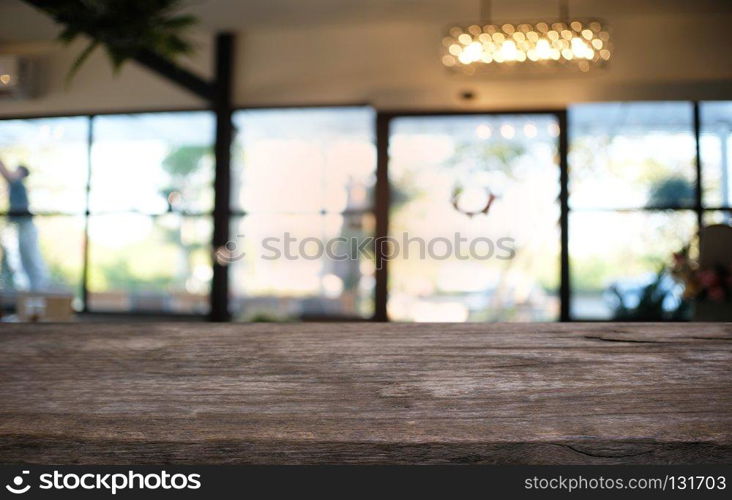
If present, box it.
[442,1,611,73]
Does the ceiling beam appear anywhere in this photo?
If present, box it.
[133,48,214,101]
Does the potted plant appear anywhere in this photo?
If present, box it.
[671,245,732,321]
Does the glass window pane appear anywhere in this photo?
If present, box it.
[87,214,211,313]
[232,107,376,213]
[230,213,375,320]
[700,101,732,208]
[90,112,214,214]
[0,215,85,307]
[569,102,696,209]
[570,211,697,320]
[0,117,89,213]
[703,210,732,226]
[388,114,560,322]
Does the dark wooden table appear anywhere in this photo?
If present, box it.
[1,323,730,464]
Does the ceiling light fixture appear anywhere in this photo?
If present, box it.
[441,0,611,74]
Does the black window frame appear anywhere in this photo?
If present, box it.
[374,109,569,321]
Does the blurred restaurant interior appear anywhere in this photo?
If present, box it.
[0,0,731,323]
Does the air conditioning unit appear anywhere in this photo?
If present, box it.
[0,55,37,100]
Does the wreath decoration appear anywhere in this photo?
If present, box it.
[450,186,497,217]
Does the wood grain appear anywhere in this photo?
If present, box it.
[0,322,730,464]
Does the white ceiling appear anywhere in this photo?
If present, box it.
[1,0,731,42]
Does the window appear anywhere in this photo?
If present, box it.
[0,111,214,316]
[87,112,214,313]
[700,101,732,224]
[387,114,561,321]
[2,101,729,321]
[230,107,376,321]
[0,117,89,309]
[568,102,698,320]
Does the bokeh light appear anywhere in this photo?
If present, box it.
[442,19,611,73]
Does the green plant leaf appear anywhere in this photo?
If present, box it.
[160,14,197,29]
[24,0,198,84]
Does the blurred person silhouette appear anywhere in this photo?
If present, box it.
[0,158,47,291]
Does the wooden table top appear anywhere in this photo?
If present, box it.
[0,322,730,465]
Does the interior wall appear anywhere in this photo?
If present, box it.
[237,11,732,110]
[1,7,731,116]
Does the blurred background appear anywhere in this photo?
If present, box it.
[1,0,731,322]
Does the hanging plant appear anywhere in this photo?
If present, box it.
[23,0,198,84]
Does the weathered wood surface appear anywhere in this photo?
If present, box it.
[0,322,730,465]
